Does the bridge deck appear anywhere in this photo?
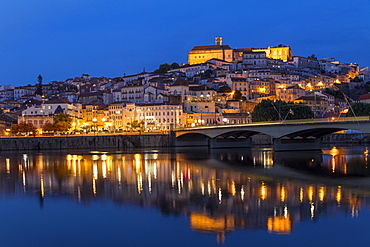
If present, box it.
[175,117,370,139]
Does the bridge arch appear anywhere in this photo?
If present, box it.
[176,132,211,147]
[276,127,345,139]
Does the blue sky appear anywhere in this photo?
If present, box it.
[1,0,369,86]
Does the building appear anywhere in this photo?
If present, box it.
[226,77,250,99]
[294,95,329,117]
[20,99,82,129]
[252,44,292,62]
[277,84,305,102]
[188,37,234,65]
[292,56,320,71]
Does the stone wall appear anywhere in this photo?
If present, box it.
[1,133,368,151]
[0,134,172,151]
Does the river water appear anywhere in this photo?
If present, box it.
[0,146,370,247]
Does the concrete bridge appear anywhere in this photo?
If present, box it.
[174,117,370,151]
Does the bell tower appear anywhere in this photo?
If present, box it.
[215,37,223,46]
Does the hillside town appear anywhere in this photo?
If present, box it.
[1,37,370,135]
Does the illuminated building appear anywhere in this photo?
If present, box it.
[226,77,250,98]
[277,84,305,102]
[20,99,83,129]
[251,44,292,62]
[188,37,234,65]
[189,38,292,65]
[294,95,329,117]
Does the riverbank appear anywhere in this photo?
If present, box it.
[0,134,172,151]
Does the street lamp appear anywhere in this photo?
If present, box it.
[71,122,76,133]
[92,118,97,135]
[102,118,106,132]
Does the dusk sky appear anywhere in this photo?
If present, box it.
[1,0,369,86]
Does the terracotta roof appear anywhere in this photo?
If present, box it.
[191,45,232,51]
[189,85,214,91]
[295,96,325,101]
[286,85,304,90]
[233,48,253,52]
[171,77,189,86]
[359,94,370,100]
[45,98,70,104]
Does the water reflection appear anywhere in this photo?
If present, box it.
[0,147,369,243]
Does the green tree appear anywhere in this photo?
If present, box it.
[251,99,314,122]
[351,76,363,82]
[11,122,37,136]
[203,69,213,78]
[43,122,55,131]
[324,88,345,100]
[154,62,180,74]
[42,122,57,133]
[346,103,370,117]
[69,84,79,92]
[35,74,43,96]
[233,90,243,101]
[218,85,231,93]
[53,113,72,132]
[131,120,144,128]
[308,54,317,60]
[365,81,370,92]
[170,62,179,69]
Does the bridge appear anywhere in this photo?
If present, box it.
[174,117,370,151]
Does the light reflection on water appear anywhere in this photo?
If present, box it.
[0,146,370,246]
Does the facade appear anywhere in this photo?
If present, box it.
[188,37,234,65]
[242,51,269,68]
[226,77,250,98]
[20,99,83,129]
[121,85,145,103]
[252,45,292,62]
[294,95,329,117]
[277,85,306,102]
[292,56,320,71]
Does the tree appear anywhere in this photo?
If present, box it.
[218,85,231,93]
[203,69,213,78]
[351,76,363,82]
[131,120,144,128]
[251,99,314,122]
[35,74,43,96]
[365,81,370,92]
[154,62,180,74]
[69,84,79,92]
[346,103,370,117]
[53,113,72,132]
[170,62,179,69]
[233,90,243,101]
[42,122,57,133]
[11,122,37,136]
[308,54,317,60]
[324,88,345,100]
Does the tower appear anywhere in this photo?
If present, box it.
[215,37,223,46]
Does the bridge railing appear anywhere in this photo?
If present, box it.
[175,116,370,131]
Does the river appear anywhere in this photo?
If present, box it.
[0,145,369,246]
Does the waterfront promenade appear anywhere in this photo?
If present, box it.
[0,132,367,151]
[2,117,370,151]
